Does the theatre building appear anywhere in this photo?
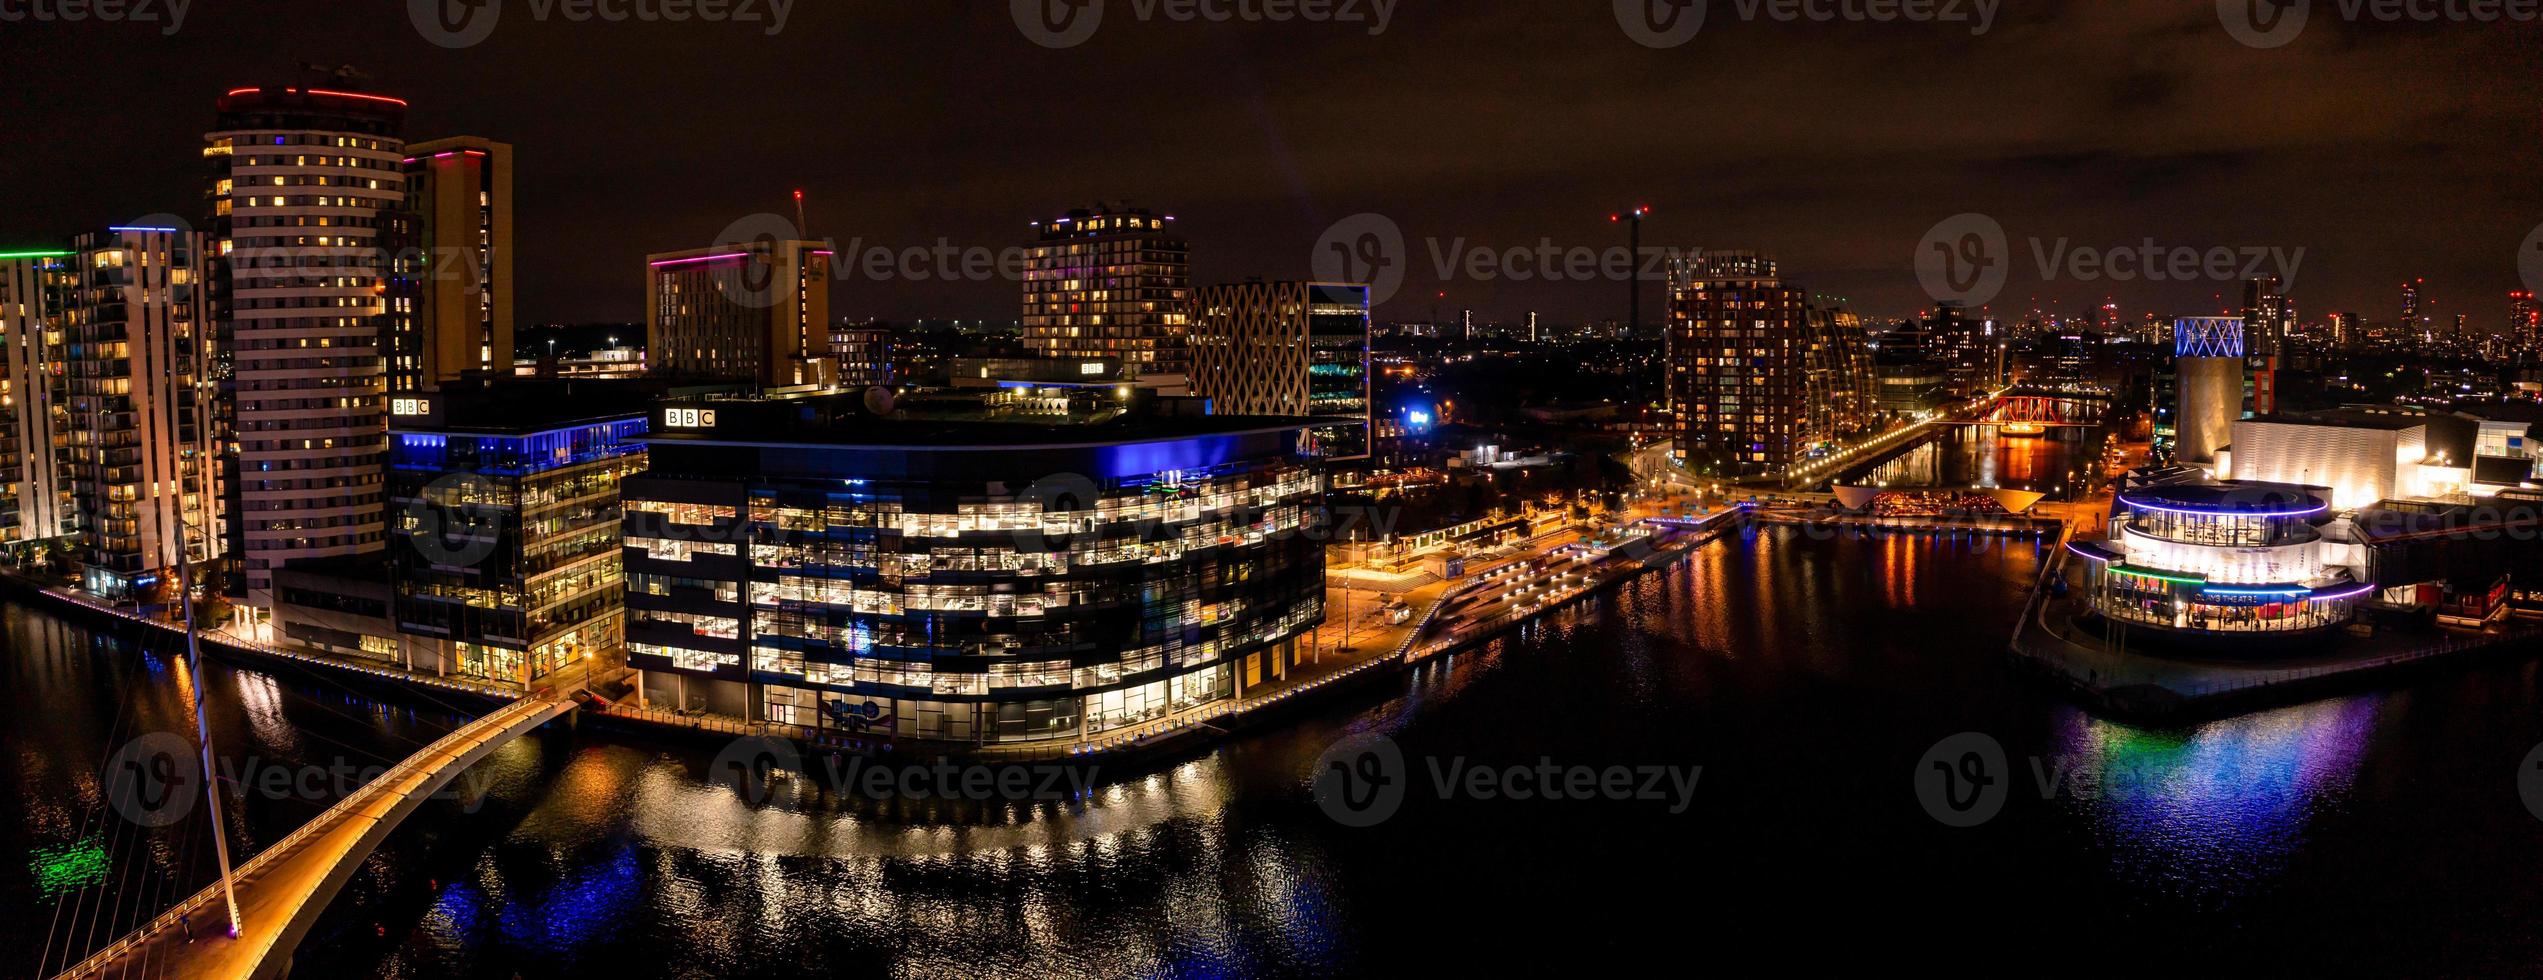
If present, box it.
[2067,482,2373,648]
[621,390,1326,747]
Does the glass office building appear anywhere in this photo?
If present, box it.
[388,380,652,686]
[622,391,1326,746]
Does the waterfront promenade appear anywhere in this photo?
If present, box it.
[606,495,1748,763]
[0,492,1744,768]
[0,569,529,704]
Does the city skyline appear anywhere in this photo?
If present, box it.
[1,4,2536,326]
[9,6,2543,978]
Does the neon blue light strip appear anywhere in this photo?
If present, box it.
[2119,495,2328,519]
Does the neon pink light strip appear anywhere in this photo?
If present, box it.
[649,253,752,268]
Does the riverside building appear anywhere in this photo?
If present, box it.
[206,84,409,609]
[1667,250,1877,476]
[62,227,226,600]
[620,389,1325,746]
[0,248,74,550]
[386,379,653,686]
[2067,481,2371,644]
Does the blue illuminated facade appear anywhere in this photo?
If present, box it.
[622,395,1327,747]
[390,397,650,687]
[2069,482,2367,647]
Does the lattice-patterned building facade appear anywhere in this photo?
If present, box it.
[1190,280,1371,460]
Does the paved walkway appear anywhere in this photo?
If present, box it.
[57,696,571,980]
[0,569,528,702]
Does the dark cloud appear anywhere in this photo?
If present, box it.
[0,2,2533,326]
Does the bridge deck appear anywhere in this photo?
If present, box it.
[59,696,570,980]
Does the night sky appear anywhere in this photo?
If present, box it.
[2,1,2535,326]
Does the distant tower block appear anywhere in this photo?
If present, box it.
[2174,317,2246,468]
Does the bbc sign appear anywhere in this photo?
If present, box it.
[665,408,718,430]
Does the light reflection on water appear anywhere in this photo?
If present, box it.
[1862,425,2086,492]
[2045,697,2383,906]
[9,521,2540,977]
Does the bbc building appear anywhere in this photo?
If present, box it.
[620,390,1327,747]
